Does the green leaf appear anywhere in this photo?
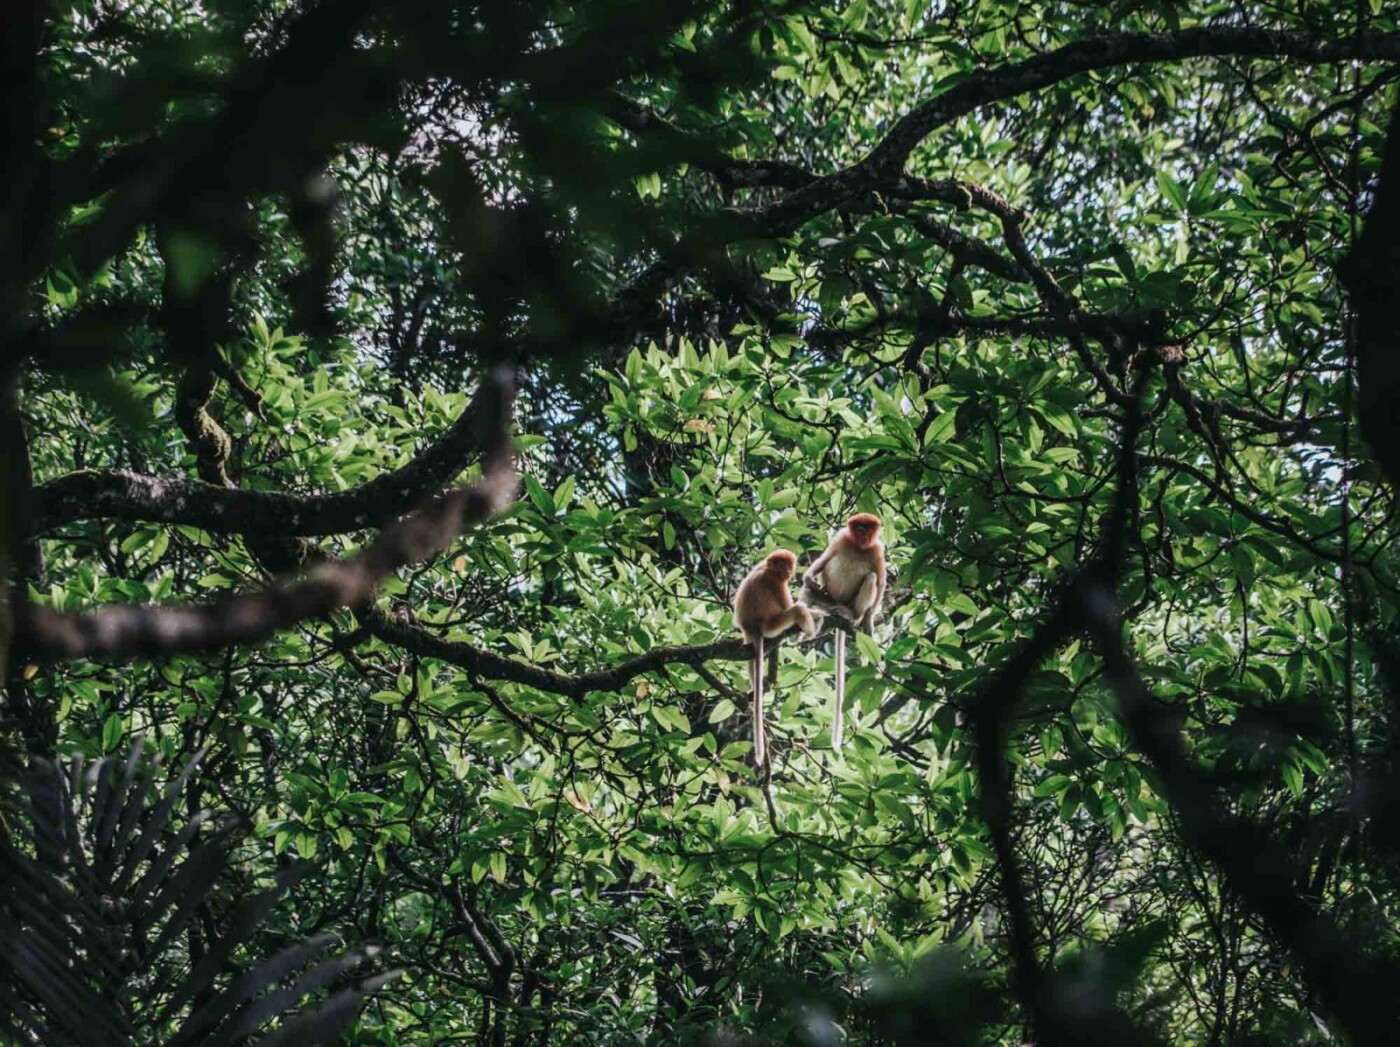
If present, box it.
[1157,171,1188,211]
[554,474,577,509]
[709,698,737,723]
[922,409,957,445]
[854,631,883,663]
[523,475,556,515]
[101,714,123,753]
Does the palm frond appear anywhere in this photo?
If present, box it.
[0,739,397,1046]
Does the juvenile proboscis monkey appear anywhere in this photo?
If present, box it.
[801,514,886,750]
[733,550,818,767]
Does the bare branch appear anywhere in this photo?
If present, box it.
[361,610,749,700]
[359,579,908,701]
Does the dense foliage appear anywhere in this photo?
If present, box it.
[6,0,1400,1043]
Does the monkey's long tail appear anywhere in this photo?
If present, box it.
[832,630,845,751]
[752,636,766,768]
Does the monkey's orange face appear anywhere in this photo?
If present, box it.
[765,550,797,579]
[847,513,881,548]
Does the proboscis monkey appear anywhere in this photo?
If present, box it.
[733,550,818,767]
[801,514,886,750]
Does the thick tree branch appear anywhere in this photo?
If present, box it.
[899,210,1028,283]
[359,578,910,701]
[10,372,516,662]
[361,610,749,700]
[1141,453,1339,561]
[1082,588,1400,1041]
[606,95,814,191]
[990,373,1400,1040]
[527,29,1400,363]
[646,29,1400,256]
[622,29,1400,227]
[33,373,503,537]
[866,28,1400,177]
[749,30,1400,240]
[808,305,1166,355]
[1343,90,1400,489]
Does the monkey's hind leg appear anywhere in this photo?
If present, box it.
[832,629,845,751]
[853,573,880,632]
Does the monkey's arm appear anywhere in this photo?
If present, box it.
[802,544,837,589]
[798,577,854,622]
[761,603,819,639]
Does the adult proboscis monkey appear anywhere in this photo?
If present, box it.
[733,550,818,767]
[801,514,886,750]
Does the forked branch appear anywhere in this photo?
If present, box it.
[10,370,517,663]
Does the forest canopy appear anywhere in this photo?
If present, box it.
[5,0,1400,1043]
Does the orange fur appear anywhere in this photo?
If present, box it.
[734,549,817,767]
[804,515,888,753]
[808,516,885,616]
